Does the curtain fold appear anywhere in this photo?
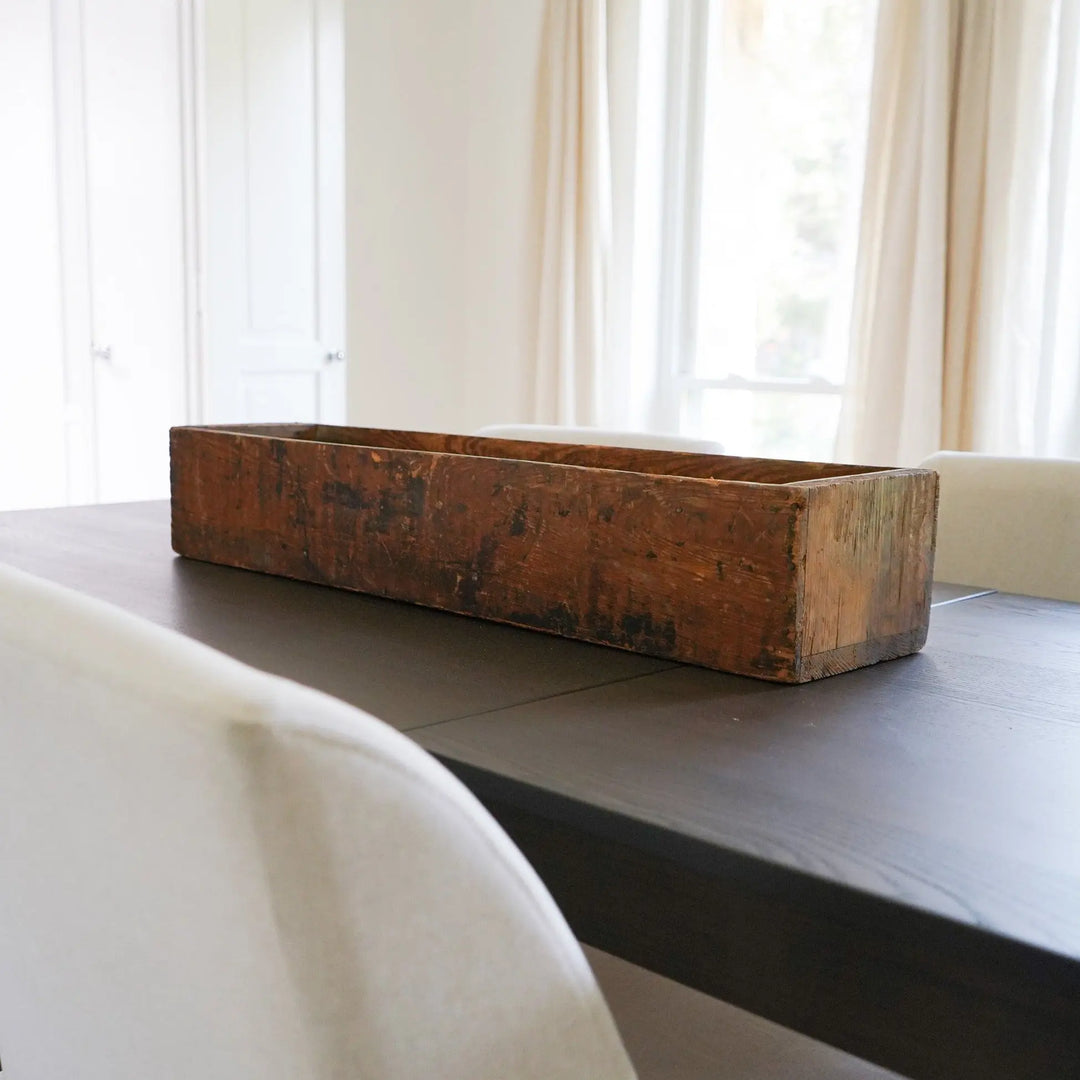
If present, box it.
[839,0,1080,465]
[532,0,613,425]
[837,0,955,465]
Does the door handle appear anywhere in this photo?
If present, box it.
[325,350,345,364]
[92,343,128,377]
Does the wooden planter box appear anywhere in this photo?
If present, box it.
[170,424,938,683]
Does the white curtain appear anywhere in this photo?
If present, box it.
[532,0,613,425]
[840,0,1080,465]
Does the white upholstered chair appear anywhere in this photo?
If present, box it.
[474,423,725,455]
[0,562,635,1080]
[921,451,1080,602]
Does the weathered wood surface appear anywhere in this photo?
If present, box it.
[799,471,938,679]
[170,424,938,682]
[223,424,885,483]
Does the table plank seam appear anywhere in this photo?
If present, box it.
[408,666,682,732]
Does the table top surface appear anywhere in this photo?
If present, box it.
[3,499,1078,1078]
[421,588,1080,955]
[1,500,1075,951]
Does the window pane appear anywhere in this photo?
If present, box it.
[691,0,876,396]
[687,389,843,462]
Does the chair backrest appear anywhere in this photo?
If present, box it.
[474,423,724,455]
[0,563,635,1080]
[921,451,1080,602]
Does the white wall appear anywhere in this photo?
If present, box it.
[460,0,546,433]
[344,0,545,434]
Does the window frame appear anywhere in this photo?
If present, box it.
[653,0,847,441]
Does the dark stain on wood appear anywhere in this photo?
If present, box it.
[170,423,938,682]
[322,479,368,512]
[619,612,678,654]
[509,501,528,536]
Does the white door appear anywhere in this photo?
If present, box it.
[0,0,68,511]
[0,0,189,510]
[83,0,189,501]
[204,0,346,425]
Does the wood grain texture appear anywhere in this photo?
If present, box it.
[170,425,936,682]
[454,773,1080,1080]
[198,422,886,483]
[798,471,938,679]
[418,591,1080,1080]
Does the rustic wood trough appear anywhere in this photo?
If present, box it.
[170,424,938,683]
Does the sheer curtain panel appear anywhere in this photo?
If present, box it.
[532,0,613,425]
[840,0,1080,464]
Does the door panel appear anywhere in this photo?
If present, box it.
[205,0,345,425]
[83,0,188,502]
[243,372,321,422]
[0,0,68,510]
[245,0,318,338]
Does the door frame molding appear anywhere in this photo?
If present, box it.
[51,0,98,503]
[178,0,207,426]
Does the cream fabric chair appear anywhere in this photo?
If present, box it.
[474,423,725,455]
[0,563,636,1080]
[921,451,1080,602]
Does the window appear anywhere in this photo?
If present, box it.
[647,0,878,461]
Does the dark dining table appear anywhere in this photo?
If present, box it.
[2,500,1078,1080]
